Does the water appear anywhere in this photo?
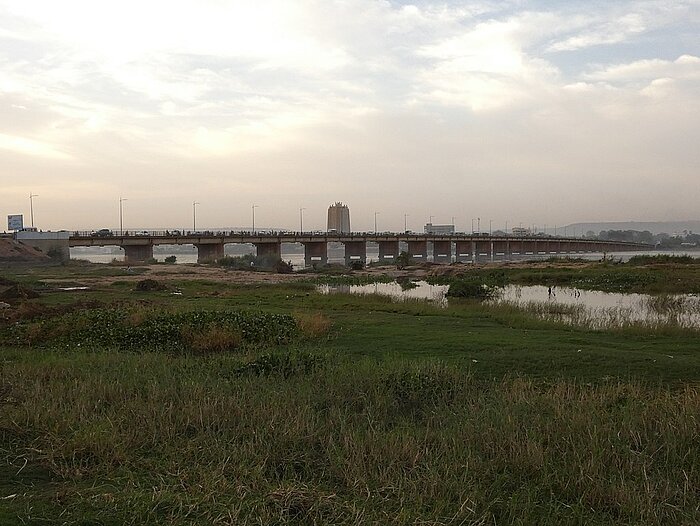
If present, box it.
[494,285,700,329]
[69,245,381,269]
[71,246,698,267]
[318,281,700,329]
[318,281,449,306]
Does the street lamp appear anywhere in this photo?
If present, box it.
[477,217,481,234]
[471,218,475,233]
[404,213,409,233]
[29,192,38,228]
[252,204,259,234]
[193,201,199,231]
[299,207,306,233]
[489,219,492,235]
[119,197,127,235]
[374,211,379,233]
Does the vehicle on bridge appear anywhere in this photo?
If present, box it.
[92,228,113,237]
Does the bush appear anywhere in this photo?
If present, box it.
[274,260,294,274]
[447,280,498,300]
[3,309,300,352]
[628,254,697,266]
[164,255,177,264]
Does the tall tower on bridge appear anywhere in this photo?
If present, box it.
[327,202,351,233]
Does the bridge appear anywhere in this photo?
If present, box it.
[65,230,651,265]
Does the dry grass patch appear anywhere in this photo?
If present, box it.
[295,312,332,339]
[181,324,244,353]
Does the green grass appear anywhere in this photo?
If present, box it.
[2,263,700,524]
[2,350,699,525]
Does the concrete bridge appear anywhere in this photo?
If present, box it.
[67,231,651,265]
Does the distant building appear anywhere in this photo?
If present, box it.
[327,202,351,233]
[511,227,532,236]
[424,223,455,235]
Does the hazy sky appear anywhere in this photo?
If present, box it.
[1,0,699,232]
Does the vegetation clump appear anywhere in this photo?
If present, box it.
[134,278,168,292]
[627,254,697,266]
[232,350,326,378]
[4,308,299,352]
[447,279,499,300]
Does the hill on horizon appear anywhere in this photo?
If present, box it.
[564,221,700,236]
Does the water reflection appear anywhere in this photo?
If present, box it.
[318,281,700,329]
[494,285,700,330]
[318,281,449,307]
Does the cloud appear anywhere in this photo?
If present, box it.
[0,1,699,228]
[584,54,700,83]
[0,132,72,160]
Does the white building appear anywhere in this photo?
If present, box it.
[424,223,455,235]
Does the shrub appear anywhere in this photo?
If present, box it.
[134,279,168,292]
[164,255,177,264]
[447,280,498,300]
[274,259,294,274]
[232,351,326,378]
[3,309,300,352]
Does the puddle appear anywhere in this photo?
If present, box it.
[318,281,449,307]
[493,285,700,330]
[318,281,700,329]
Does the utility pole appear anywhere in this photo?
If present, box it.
[119,197,127,235]
[193,201,199,231]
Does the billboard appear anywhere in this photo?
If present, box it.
[7,214,23,231]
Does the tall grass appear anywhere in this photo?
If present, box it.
[2,351,699,524]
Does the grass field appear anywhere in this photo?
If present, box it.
[1,259,699,524]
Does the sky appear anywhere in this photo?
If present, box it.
[1,0,699,232]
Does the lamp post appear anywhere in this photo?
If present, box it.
[119,197,127,235]
[404,213,408,233]
[477,217,481,234]
[299,207,305,233]
[29,192,38,228]
[192,201,199,232]
[471,218,475,233]
[489,219,492,236]
[374,211,379,233]
[252,204,259,234]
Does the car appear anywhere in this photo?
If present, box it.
[135,231,150,236]
[94,228,113,237]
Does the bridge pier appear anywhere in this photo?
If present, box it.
[196,243,224,263]
[123,244,153,263]
[433,241,452,263]
[510,239,524,258]
[343,241,366,267]
[255,242,282,261]
[378,241,399,263]
[303,241,327,267]
[455,241,472,263]
[474,240,491,262]
[407,240,427,262]
[493,240,509,261]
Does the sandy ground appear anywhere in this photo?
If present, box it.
[32,259,600,288]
